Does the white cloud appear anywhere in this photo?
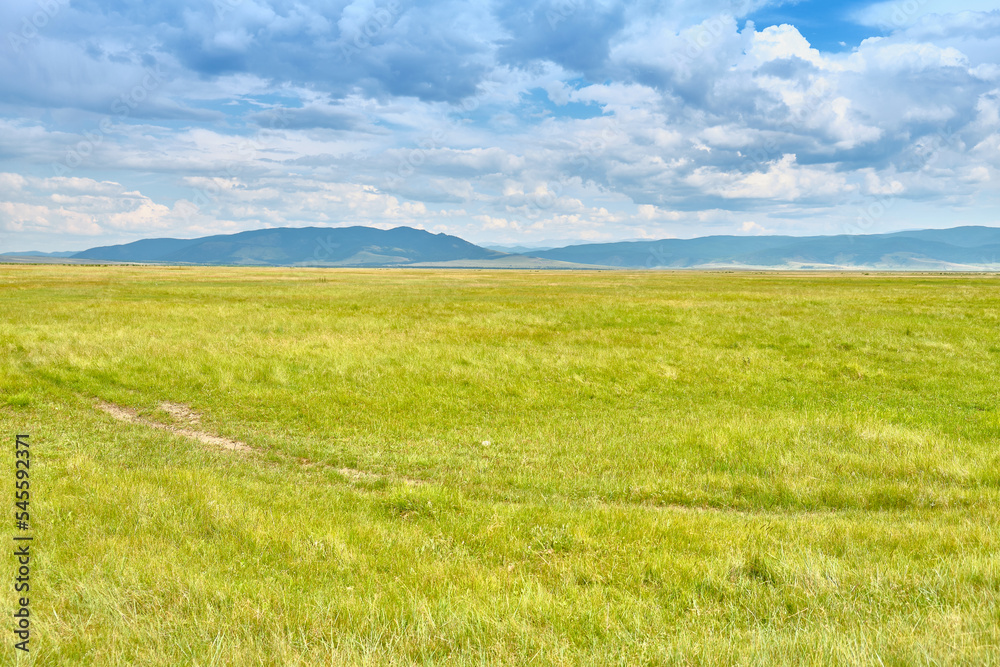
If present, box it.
[851,1,1000,29]
[686,155,853,200]
[857,41,968,71]
[746,24,828,69]
[864,170,906,195]
[739,221,772,234]
[0,174,184,237]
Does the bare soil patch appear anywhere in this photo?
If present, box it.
[96,399,422,485]
[97,400,251,452]
[158,401,201,424]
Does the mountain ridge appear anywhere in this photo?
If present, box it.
[72,226,505,267]
[520,226,1000,269]
[29,224,1000,270]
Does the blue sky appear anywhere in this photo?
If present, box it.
[1,0,998,250]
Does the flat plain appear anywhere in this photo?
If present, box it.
[2,265,998,665]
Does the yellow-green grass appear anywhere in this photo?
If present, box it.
[2,265,999,665]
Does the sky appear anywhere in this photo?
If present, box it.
[1,0,999,251]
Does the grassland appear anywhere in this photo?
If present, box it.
[2,265,999,665]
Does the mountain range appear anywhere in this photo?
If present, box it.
[3,225,1000,270]
[526,226,1000,270]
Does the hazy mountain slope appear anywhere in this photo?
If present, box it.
[527,235,803,267]
[526,227,1000,268]
[72,237,205,262]
[885,226,1000,248]
[0,250,80,258]
[736,237,1000,266]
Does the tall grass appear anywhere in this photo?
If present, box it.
[2,266,998,664]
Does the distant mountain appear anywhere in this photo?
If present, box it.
[522,226,1000,270]
[73,226,507,266]
[2,250,79,257]
[882,227,1000,247]
[484,244,557,254]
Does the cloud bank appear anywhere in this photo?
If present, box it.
[1,0,998,250]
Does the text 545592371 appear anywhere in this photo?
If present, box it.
[14,434,32,653]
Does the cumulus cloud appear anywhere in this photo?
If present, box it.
[0,174,183,238]
[686,155,854,200]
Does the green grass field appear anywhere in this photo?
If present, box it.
[2,265,999,665]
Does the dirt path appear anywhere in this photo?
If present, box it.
[97,400,253,452]
[95,399,423,486]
